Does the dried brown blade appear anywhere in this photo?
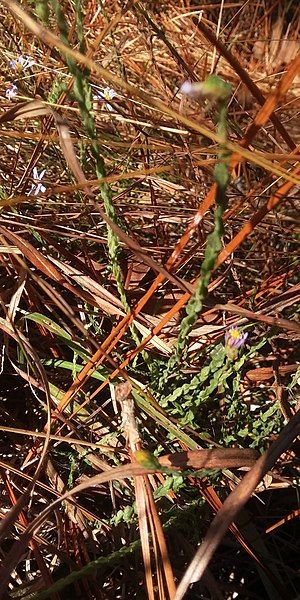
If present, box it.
[159,448,259,470]
[119,382,176,600]
[0,462,166,598]
[194,18,296,150]
[174,410,300,600]
[215,302,300,334]
[0,100,52,123]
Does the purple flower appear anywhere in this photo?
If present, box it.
[180,81,202,99]
[5,83,18,100]
[225,325,248,359]
[9,55,35,73]
[225,326,248,348]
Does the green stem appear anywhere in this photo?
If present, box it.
[169,78,231,369]
[50,0,143,351]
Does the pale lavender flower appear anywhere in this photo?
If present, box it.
[225,325,248,359]
[93,86,117,111]
[28,168,46,196]
[180,81,200,98]
[5,83,18,100]
[9,55,35,73]
[225,326,248,349]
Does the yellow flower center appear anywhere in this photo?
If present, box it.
[229,328,240,339]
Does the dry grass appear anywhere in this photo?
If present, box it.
[0,1,299,599]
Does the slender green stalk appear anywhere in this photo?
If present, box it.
[170,75,232,367]
[50,0,142,349]
[34,0,50,25]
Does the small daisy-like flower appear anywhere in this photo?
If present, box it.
[28,167,46,196]
[9,55,35,73]
[225,326,248,349]
[224,325,248,360]
[93,86,117,111]
[5,83,18,100]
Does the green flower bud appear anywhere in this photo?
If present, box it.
[180,75,231,103]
